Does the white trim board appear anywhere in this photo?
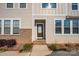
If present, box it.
[32,14,67,16]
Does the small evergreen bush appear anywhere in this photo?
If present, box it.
[19,44,32,52]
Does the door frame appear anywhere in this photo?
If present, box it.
[36,23,44,39]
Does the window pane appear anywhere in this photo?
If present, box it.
[13,20,19,34]
[4,20,10,34]
[55,20,62,34]
[55,27,61,34]
[73,20,79,34]
[7,3,13,8]
[73,20,78,27]
[73,28,78,34]
[13,28,19,34]
[50,3,56,8]
[0,20,1,34]
[4,28,10,34]
[13,20,19,27]
[55,20,61,26]
[20,3,26,8]
[72,3,78,10]
[64,20,70,34]
[64,28,70,34]
[42,3,48,8]
[64,20,70,27]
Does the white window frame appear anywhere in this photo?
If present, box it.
[18,3,27,8]
[64,20,71,34]
[5,3,15,9]
[41,3,57,9]
[72,20,79,35]
[54,18,79,35]
[54,18,63,35]
[4,20,11,35]
[72,3,78,10]
[0,18,21,35]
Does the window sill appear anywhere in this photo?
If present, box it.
[41,8,56,9]
[0,34,20,36]
[55,34,79,35]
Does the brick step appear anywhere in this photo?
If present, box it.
[33,40,46,45]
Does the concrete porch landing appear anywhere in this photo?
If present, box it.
[33,40,46,45]
[30,45,52,56]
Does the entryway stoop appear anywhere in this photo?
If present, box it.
[33,40,46,45]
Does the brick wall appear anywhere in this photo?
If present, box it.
[0,29,32,45]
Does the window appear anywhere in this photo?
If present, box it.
[7,3,13,8]
[64,20,70,34]
[0,20,1,34]
[20,3,26,8]
[42,3,49,8]
[13,20,19,34]
[4,20,10,34]
[72,20,79,34]
[0,19,20,35]
[50,3,56,8]
[42,3,56,8]
[72,3,78,10]
[55,20,62,34]
[55,19,79,34]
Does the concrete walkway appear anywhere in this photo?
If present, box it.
[0,45,52,56]
[30,45,52,56]
[0,51,30,56]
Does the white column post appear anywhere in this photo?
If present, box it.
[2,19,4,35]
[70,20,72,34]
[62,20,64,34]
[11,20,13,35]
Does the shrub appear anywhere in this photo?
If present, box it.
[7,39,16,48]
[19,44,32,52]
[0,48,7,52]
[0,39,16,48]
[0,39,7,47]
[75,44,79,50]
[47,44,57,51]
[48,44,68,51]
[65,44,76,51]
